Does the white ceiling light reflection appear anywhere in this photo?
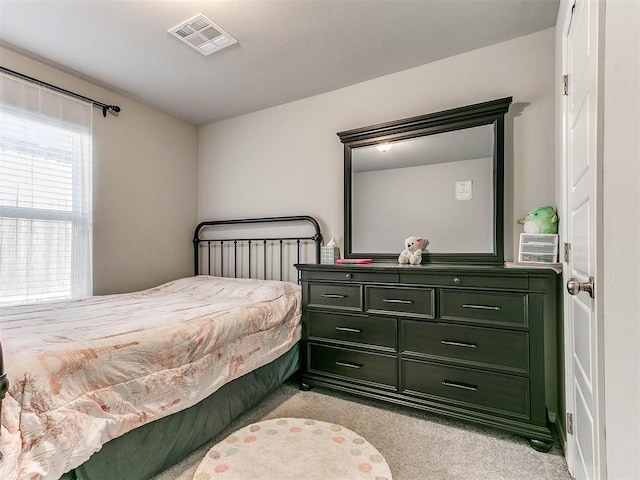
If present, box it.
[376,143,393,152]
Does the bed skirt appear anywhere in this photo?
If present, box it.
[60,345,300,480]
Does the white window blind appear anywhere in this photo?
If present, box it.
[0,72,93,305]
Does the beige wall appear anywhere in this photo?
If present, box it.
[602,0,640,478]
[0,46,198,295]
[198,28,556,261]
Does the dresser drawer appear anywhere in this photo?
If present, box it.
[366,286,434,319]
[302,269,399,284]
[307,283,362,311]
[440,290,528,328]
[308,311,396,351]
[402,359,530,418]
[400,320,529,373]
[308,344,396,389]
[399,272,529,290]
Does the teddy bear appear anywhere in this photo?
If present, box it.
[398,236,428,265]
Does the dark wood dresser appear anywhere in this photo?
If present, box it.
[296,263,560,451]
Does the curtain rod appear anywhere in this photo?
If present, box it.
[0,66,121,118]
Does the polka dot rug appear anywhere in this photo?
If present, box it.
[193,418,393,479]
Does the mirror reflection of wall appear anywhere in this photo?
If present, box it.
[351,125,495,253]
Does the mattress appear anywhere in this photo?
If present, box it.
[0,276,302,480]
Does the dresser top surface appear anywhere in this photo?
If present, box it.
[296,262,560,276]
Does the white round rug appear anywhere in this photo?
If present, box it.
[193,418,393,480]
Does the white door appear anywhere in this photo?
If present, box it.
[562,0,605,478]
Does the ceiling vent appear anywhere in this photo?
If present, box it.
[168,14,237,56]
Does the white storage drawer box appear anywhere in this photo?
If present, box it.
[518,234,559,264]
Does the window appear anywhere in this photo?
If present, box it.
[0,73,92,305]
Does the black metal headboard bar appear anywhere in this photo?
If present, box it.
[193,215,323,279]
[0,340,6,446]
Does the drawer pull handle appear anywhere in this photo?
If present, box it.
[382,299,414,305]
[442,380,478,391]
[441,340,477,348]
[462,304,501,311]
[335,327,362,333]
[321,294,347,299]
[336,361,362,369]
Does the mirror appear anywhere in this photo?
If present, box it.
[339,97,512,264]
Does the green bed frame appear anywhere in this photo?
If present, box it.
[60,345,300,480]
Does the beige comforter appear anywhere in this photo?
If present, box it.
[0,276,301,480]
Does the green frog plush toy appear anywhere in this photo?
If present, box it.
[517,205,559,234]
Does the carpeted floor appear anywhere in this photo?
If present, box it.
[153,379,572,480]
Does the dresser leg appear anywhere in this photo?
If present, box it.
[299,381,312,391]
[528,438,553,452]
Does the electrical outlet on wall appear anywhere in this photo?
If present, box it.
[455,180,473,200]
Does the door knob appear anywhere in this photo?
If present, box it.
[567,276,595,298]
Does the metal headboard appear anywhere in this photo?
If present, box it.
[193,215,323,282]
[0,341,5,456]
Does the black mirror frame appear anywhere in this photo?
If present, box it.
[338,97,512,264]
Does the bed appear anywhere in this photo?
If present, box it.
[0,215,322,480]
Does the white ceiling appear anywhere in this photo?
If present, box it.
[0,0,559,126]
